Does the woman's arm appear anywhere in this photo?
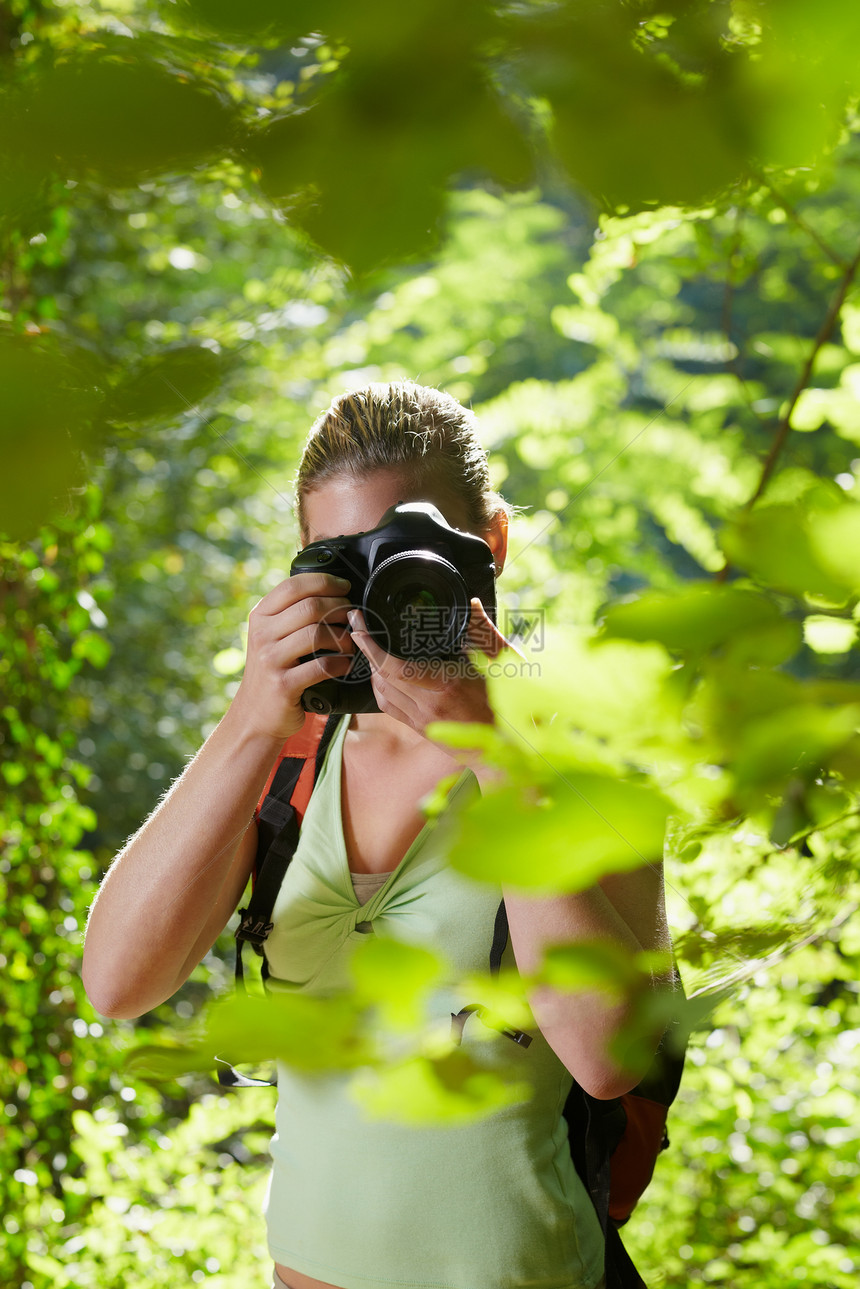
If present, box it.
[503,863,672,1101]
[82,571,355,1019]
[82,710,279,1018]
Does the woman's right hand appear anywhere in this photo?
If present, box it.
[230,572,355,741]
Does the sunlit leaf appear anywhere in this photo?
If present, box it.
[721,504,852,602]
[349,936,445,1031]
[350,1049,531,1125]
[1,762,27,788]
[482,630,679,753]
[124,992,375,1082]
[673,922,820,971]
[71,632,112,669]
[808,506,860,595]
[803,615,857,654]
[424,720,507,760]
[790,385,860,435]
[538,938,670,996]
[732,704,860,793]
[454,967,535,1037]
[746,0,860,167]
[447,771,671,892]
[602,583,787,655]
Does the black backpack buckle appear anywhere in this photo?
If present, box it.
[237,908,274,954]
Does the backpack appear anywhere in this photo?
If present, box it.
[220,714,685,1289]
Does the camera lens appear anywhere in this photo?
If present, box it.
[364,551,470,659]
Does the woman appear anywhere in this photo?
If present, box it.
[83,381,671,1289]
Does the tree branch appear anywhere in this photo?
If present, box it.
[744,241,860,510]
[758,173,849,272]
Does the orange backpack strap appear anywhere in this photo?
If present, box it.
[217,714,342,1089]
[254,712,332,840]
[235,714,341,978]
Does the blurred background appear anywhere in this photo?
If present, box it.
[2,2,860,1285]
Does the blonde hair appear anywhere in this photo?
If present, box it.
[296,381,508,534]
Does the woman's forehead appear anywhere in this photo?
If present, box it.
[301,469,472,543]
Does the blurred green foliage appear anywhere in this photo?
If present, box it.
[2,0,860,1286]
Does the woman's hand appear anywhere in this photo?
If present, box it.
[230,572,356,741]
[348,597,511,739]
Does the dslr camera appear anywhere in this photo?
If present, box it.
[290,501,496,715]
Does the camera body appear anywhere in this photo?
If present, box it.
[290,501,497,715]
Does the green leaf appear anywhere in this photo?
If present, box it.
[19,42,237,185]
[1,762,27,788]
[803,615,858,654]
[124,991,374,1081]
[172,0,321,42]
[517,3,752,208]
[447,771,671,892]
[249,5,528,271]
[0,332,104,538]
[349,936,445,1030]
[791,386,860,436]
[748,0,860,167]
[732,703,860,793]
[483,630,678,754]
[71,632,112,669]
[538,938,669,996]
[808,507,860,595]
[601,583,787,655]
[350,1049,531,1126]
[721,504,853,602]
[454,967,535,1036]
[106,347,228,424]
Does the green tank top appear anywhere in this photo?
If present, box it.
[264,716,605,1289]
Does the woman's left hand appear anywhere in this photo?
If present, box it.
[348,598,510,737]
